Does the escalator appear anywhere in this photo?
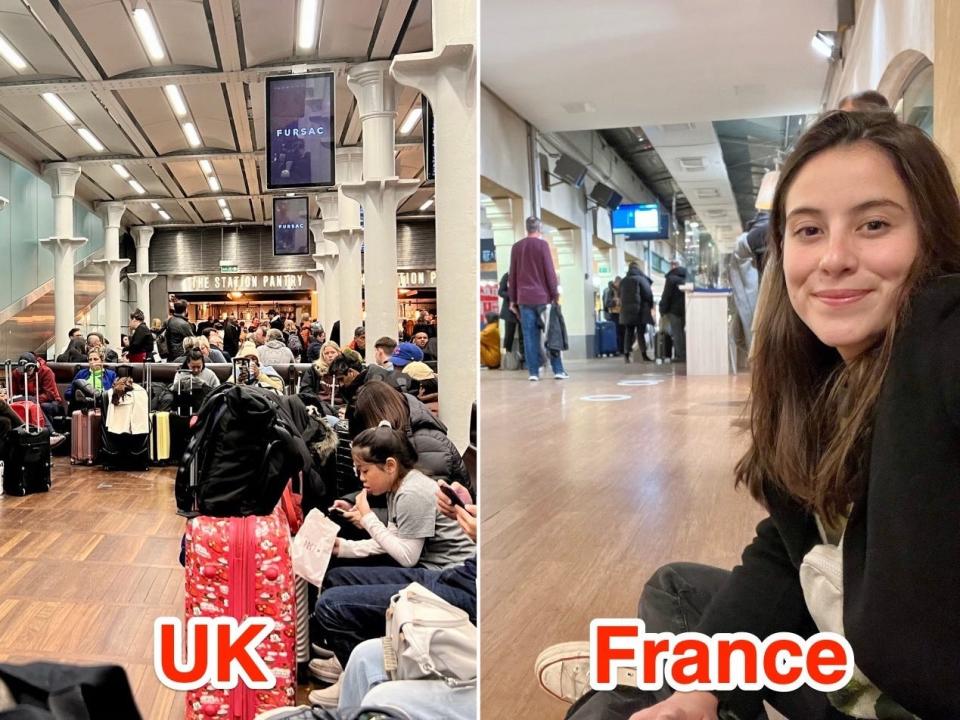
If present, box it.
[0,251,107,360]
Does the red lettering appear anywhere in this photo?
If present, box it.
[641,638,670,685]
[716,638,759,684]
[158,620,208,687]
[594,625,638,686]
[763,638,803,685]
[216,620,271,684]
[807,638,848,686]
[669,638,711,685]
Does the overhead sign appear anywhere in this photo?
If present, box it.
[266,72,335,189]
[168,273,314,293]
[398,269,437,288]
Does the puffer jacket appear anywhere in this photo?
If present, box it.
[164,314,194,361]
[403,393,471,494]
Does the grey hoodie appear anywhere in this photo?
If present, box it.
[257,339,295,368]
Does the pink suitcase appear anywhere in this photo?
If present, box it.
[183,506,296,719]
[70,408,101,464]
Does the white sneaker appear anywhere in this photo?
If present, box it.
[308,655,343,683]
[535,641,637,704]
[308,678,341,709]
[528,375,540,382]
[554,372,570,380]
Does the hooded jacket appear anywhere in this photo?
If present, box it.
[12,355,62,404]
[403,393,471,494]
[658,266,688,318]
[619,266,654,326]
[257,339,296,368]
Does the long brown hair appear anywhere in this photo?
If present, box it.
[353,380,411,434]
[738,111,960,521]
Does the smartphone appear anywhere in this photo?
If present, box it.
[232,357,250,384]
[439,483,465,509]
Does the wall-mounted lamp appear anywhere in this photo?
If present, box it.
[811,31,841,61]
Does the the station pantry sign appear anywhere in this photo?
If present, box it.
[168,273,314,293]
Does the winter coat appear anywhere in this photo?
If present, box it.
[480,322,501,368]
[65,367,117,399]
[403,393,472,493]
[306,340,323,363]
[658,267,688,318]
[257,340,295,368]
[12,358,62,404]
[127,323,155,361]
[222,321,240,357]
[164,314,194,360]
[545,303,568,353]
[498,273,514,322]
[298,362,340,407]
[619,267,654,326]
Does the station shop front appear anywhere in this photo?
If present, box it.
[167,271,316,327]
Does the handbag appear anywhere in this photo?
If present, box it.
[382,582,476,687]
[291,508,340,587]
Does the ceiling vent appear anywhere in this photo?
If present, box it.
[678,156,706,171]
[660,122,696,133]
[695,188,722,199]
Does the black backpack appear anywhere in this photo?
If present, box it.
[175,383,308,518]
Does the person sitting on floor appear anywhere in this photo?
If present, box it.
[480,311,502,369]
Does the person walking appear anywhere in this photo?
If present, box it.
[658,260,688,361]
[508,216,568,381]
[619,262,653,363]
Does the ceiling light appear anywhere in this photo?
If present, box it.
[811,31,839,60]
[419,198,434,211]
[163,84,187,117]
[182,122,201,148]
[222,208,232,221]
[132,8,165,62]
[286,192,295,197]
[76,127,105,152]
[0,33,27,71]
[150,202,161,210]
[218,198,227,208]
[112,164,131,180]
[198,159,213,175]
[159,210,171,221]
[399,106,422,135]
[128,179,146,194]
[41,93,77,124]
[297,0,320,50]
[207,175,220,192]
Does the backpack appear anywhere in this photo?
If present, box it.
[156,331,168,359]
[175,383,308,518]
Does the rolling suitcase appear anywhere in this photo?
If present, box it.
[595,320,618,357]
[150,411,171,463]
[183,506,296,719]
[70,407,101,465]
[3,360,51,496]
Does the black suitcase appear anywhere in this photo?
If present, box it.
[655,330,673,362]
[3,360,51,496]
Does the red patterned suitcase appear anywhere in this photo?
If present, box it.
[183,506,296,719]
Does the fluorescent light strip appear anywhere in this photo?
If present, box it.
[222,208,232,221]
[399,106,422,135]
[128,179,146,194]
[150,202,161,210]
[419,198,434,211]
[217,198,227,208]
[163,84,188,118]
[182,122,201,148]
[159,210,171,221]
[42,93,77,124]
[198,159,213,175]
[207,175,220,192]
[297,0,320,50]
[0,33,27,71]
[77,127,105,152]
[132,8,165,62]
[112,164,131,180]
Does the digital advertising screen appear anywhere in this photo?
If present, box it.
[266,72,335,189]
[423,97,436,182]
[612,203,669,240]
[272,196,310,256]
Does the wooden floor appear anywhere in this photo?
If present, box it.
[480,358,767,720]
[0,460,185,719]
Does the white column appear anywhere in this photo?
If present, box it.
[95,201,130,345]
[308,219,327,317]
[341,62,419,357]
[391,0,477,449]
[332,147,365,352]
[315,195,342,334]
[40,162,86,355]
[128,226,158,324]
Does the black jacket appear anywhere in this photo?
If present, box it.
[403,393,471,494]
[127,323,154,356]
[222,321,240,356]
[658,267,688,317]
[619,267,653,326]
[696,275,960,719]
[498,273,514,322]
[164,314,194,361]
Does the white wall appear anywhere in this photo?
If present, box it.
[481,86,530,200]
[827,0,933,105]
